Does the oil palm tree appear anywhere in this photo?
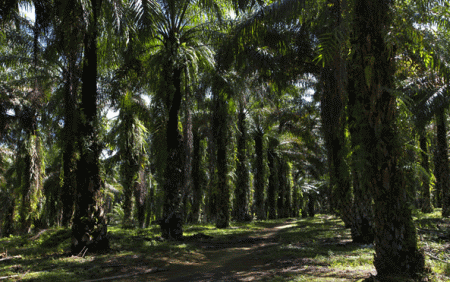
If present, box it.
[396,0,450,215]
[107,89,150,228]
[0,3,54,233]
[234,92,251,222]
[347,0,425,277]
[136,0,218,238]
[71,0,121,254]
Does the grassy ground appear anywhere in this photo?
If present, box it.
[0,211,449,281]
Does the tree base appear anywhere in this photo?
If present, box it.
[374,249,425,280]
[157,214,183,240]
[71,216,109,255]
[351,217,374,244]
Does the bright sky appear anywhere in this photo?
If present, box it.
[19,4,35,22]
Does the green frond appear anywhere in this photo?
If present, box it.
[412,84,450,130]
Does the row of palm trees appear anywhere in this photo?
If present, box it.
[1,0,450,279]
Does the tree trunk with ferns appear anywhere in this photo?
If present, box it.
[267,146,278,220]
[121,147,136,228]
[349,169,374,243]
[206,116,218,222]
[436,110,450,217]
[215,92,230,228]
[161,65,184,239]
[191,125,203,223]
[19,4,44,233]
[134,168,147,228]
[347,66,375,244]
[292,171,301,217]
[320,66,352,222]
[277,158,286,219]
[61,52,78,227]
[254,131,266,220]
[234,104,251,221]
[57,0,83,227]
[419,133,433,213]
[348,0,424,276]
[71,0,109,254]
[19,122,43,234]
[320,0,352,222]
[183,91,194,222]
[282,161,292,218]
[432,135,441,208]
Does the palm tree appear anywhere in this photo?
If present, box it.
[316,0,354,227]
[51,0,85,227]
[212,75,232,228]
[234,96,251,222]
[71,0,110,254]
[267,136,279,219]
[397,6,450,214]
[107,89,150,228]
[136,0,218,238]
[190,112,208,223]
[0,3,54,233]
[250,109,268,220]
[347,0,424,277]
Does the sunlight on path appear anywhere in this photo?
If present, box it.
[144,222,294,282]
[275,224,295,230]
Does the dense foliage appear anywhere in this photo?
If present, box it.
[1,0,450,280]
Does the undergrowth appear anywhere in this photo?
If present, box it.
[0,212,448,281]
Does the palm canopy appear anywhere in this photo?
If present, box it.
[395,0,450,131]
[136,0,219,91]
[216,0,325,84]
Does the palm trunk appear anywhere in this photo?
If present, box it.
[307,193,315,217]
[254,131,266,220]
[161,67,184,239]
[72,0,108,254]
[60,0,81,227]
[183,92,193,221]
[278,160,290,218]
[267,148,278,219]
[215,93,230,228]
[19,131,42,233]
[2,195,15,236]
[277,159,286,219]
[61,76,77,226]
[134,168,146,228]
[432,136,442,208]
[436,110,450,217]
[292,172,301,217]
[122,129,135,228]
[320,0,351,219]
[206,118,217,222]
[320,66,352,226]
[145,180,155,228]
[234,104,250,221]
[283,161,292,218]
[349,0,424,277]
[350,169,374,243]
[19,8,43,234]
[348,67,375,244]
[191,128,203,223]
[420,133,433,213]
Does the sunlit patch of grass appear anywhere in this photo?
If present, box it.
[412,208,450,281]
[257,215,376,281]
[328,252,374,270]
[286,277,350,282]
[2,213,449,281]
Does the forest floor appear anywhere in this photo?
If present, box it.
[1,211,449,282]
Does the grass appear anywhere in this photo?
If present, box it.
[0,212,449,281]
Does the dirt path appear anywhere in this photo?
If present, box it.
[131,222,296,282]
